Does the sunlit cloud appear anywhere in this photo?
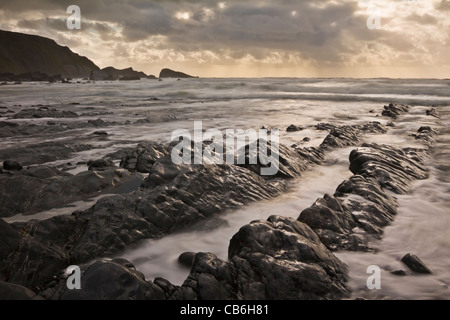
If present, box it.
[175,11,191,20]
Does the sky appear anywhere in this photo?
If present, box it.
[0,0,449,78]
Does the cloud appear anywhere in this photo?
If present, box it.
[0,0,449,77]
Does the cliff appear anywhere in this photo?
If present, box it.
[0,30,99,78]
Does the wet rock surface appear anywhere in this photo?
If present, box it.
[0,102,437,300]
[299,142,429,251]
[3,160,23,171]
[381,103,410,119]
[0,167,133,217]
[61,259,165,300]
[401,254,432,274]
[0,142,93,166]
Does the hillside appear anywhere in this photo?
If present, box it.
[159,68,197,78]
[0,30,99,78]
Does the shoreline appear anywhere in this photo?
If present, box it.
[1,100,444,300]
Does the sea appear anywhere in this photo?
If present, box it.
[1,77,449,299]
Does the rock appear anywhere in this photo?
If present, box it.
[303,137,311,142]
[99,67,146,80]
[120,143,170,173]
[0,142,93,166]
[87,118,106,127]
[3,160,23,171]
[286,124,304,132]
[391,270,407,276]
[159,68,197,79]
[227,216,349,299]
[88,159,115,171]
[299,143,429,251]
[316,123,335,131]
[181,253,238,300]
[0,282,43,300]
[414,126,437,145]
[24,166,61,179]
[180,216,350,300]
[0,121,18,127]
[426,108,439,118]
[381,103,409,119]
[236,139,322,178]
[61,259,165,300]
[12,107,78,119]
[178,252,197,269]
[0,218,20,262]
[319,122,386,151]
[298,193,369,251]
[348,143,428,194]
[418,126,433,133]
[92,131,108,136]
[320,126,359,150]
[0,167,132,217]
[401,254,432,274]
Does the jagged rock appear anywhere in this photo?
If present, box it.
[316,123,335,131]
[181,253,238,300]
[381,103,409,119]
[236,139,319,178]
[228,216,349,299]
[3,160,23,171]
[426,108,439,118]
[412,126,437,145]
[299,143,429,251]
[286,124,303,132]
[320,126,360,150]
[120,143,170,173]
[179,216,350,300]
[61,259,165,300]
[348,143,428,194]
[298,194,369,251]
[401,254,432,274]
[319,122,386,151]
